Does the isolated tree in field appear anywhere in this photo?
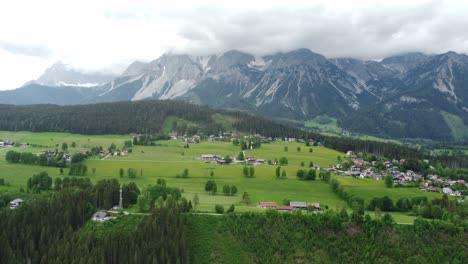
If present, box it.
[297,169,305,179]
[215,204,224,214]
[284,146,288,152]
[309,161,314,168]
[249,166,255,177]
[384,175,393,188]
[232,138,239,146]
[242,192,251,205]
[309,148,313,153]
[210,170,214,177]
[193,193,199,210]
[243,166,249,177]
[281,170,287,178]
[230,185,237,196]
[279,157,288,165]
[128,168,137,178]
[71,141,76,148]
[237,151,245,161]
[223,185,230,196]
[300,161,305,167]
[182,168,189,178]
[297,146,301,152]
[307,169,316,180]
[59,168,64,175]
[276,166,281,178]
[61,142,68,151]
[92,168,96,175]
[119,168,124,178]
[205,179,217,195]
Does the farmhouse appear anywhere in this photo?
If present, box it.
[9,198,23,209]
[308,202,321,211]
[200,154,221,161]
[257,202,278,209]
[289,201,308,210]
[0,141,4,147]
[276,205,293,211]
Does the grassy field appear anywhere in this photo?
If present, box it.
[0,131,347,213]
[304,115,342,133]
[0,131,442,223]
[335,176,442,203]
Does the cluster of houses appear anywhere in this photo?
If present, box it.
[257,201,320,212]
[331,154,467,197]
[200,154,266,166]
[332,158,423,183]
[420,175,466,196]
[168,131,322,146]
[37,150,73,161]
[96,149,129,158]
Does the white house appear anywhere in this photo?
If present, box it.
[9,198,23,209]
[92,211,110,222]
[442,187,454,195]
[0,141,4,147]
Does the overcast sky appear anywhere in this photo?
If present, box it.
[1,0,468,90]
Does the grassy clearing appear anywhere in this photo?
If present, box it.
[304,115,342,133]
[441,111,468,141]
[79,214,143,238]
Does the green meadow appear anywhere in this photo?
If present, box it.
[0,131,440,223]
[335,176,443,203]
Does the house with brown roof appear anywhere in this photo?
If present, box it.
[257,202,278,209]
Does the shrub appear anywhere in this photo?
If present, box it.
[215,204,224,214]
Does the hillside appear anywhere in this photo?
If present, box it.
[1,49,468,141]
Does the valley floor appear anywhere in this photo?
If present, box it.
[0,131,442,223]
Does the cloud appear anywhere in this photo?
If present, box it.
[1,0,468,90]
[0,42,52,58]
[172,0,468,59]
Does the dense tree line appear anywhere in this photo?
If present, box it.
[6,150,67,168]
[187,211,467,263]
[0,186,188,263]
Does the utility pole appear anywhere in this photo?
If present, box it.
[119,186,123,209]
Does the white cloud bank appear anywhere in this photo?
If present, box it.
[0,0,467,90]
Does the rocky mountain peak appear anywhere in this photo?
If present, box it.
[34,62,116,87]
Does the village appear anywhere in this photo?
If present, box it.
[330,151,467,197]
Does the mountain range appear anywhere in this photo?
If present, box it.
[1,49,467,141]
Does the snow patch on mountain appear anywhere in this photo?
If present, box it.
[247,57,270,71]
[57,81,100,87]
